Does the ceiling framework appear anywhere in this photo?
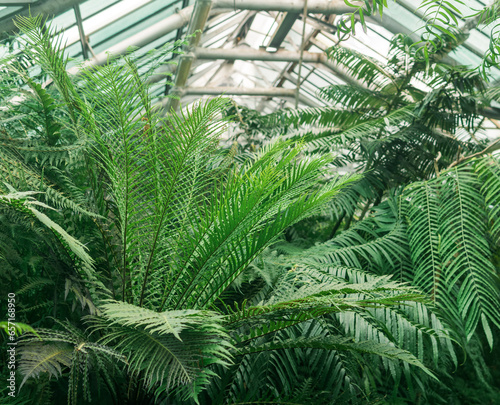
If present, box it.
[0,0,499,122]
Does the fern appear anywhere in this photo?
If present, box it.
[242,335,434,378]
[0,191,100,287]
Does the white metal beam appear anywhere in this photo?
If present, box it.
[193,46,361,86]
[75,5,196,70]
[179,86,319,107]
[194,46,323,63]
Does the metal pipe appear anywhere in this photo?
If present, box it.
[0,0,83,34]
[184,86,319,108]
[76,5,195,70]
[164,0,214,112]
[184,86,297,96]
[194,46,361,86]
[212,0,362,13]
[194,46,323,63]
[147,47,323,85]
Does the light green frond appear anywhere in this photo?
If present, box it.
[161,146,359,310]
[14,15,82,127]
[93,302,231,402]
[0,321,37,337]
[18,343,73,388]
[326,46,397,90]
[319,84,391,110]
[284,216,410,275]
[226,271,427,347]
[99,301,224,341]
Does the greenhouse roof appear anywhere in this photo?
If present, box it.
[0,0,499,119]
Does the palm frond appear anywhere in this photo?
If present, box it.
[475,156,500,242]
[161,143,360,310]
[14,14,81,127]
[18,342,73,388]
[18,321,126,404]
[326,46,397,90]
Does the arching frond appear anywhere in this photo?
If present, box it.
[475,156,500,242]
[326,46,396,90]
[18,342,74,388]
[242,335,433,378]
[402,160,500,346]
[281,214,410,276]
[0,191,103,295]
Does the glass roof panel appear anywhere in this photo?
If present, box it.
[0,6,21,20]
[88,0,182,53]
[79,0,121,19]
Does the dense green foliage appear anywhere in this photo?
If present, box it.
[0,8,499,405]
[224,20,500,404]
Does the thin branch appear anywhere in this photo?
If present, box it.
[447,138,500,168]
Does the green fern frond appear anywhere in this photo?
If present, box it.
[475,156,500,242]
[18,342,73,388]
[0,321,37,337]
[92,301,231,402]
[403,160,500,346]
[18,322,127,404]
[241,335,434,378]
[0,190,106,298]
[283,215,410,276]
[14,14,81,127]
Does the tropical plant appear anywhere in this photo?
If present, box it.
[230,31,500,227]
[226,26,500,403]
[0,15,461,405]
[340,0,500,76]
